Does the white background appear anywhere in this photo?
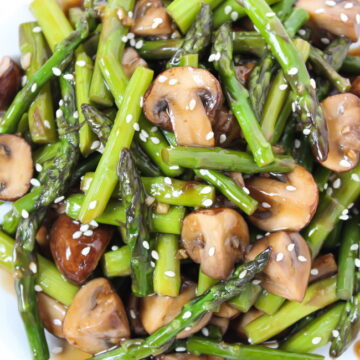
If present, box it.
[0,0,358,358]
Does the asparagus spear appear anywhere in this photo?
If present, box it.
[19,22,57,144]
[90,248,271,360]
[187,337,324,360]
[0,9,97,134]
[236,0,328,162]
[118,149,153,297]
[168,4,212,68]
[89,0,134,106]
[281,303,345,353]
[255,290,286,315]
[213,23,274,167]
[197,270,218,295]
[341,55,360,75]
[78,66,153,224]
[162,146,296,173]
[244,277,338,344]
[228,282,262,312]
[324,38,352,71]
[103,246,131,277]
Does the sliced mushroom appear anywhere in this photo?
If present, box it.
[0,56,22,111]
[296,0,360,41]
[209,316,230,335]
[131,0,174,38]
[182,209,249,280]
[215,303,241,319]
[63,278,130,354]
[246,165,318,232]
[37,293,67,338]
[50,214,113,285]
[140,281,212,339]
[128,295,147,336]
[56,0,83,12]
[143,67,223,147]
[235,63,256,86]
[213,108,241,148]
[230,309,263,340]
[350,76,360,98]
[319,93,360,172]
[122,48,148,79]
[309,253,337,284]
[0,134,33,201]
[157,355,209,360]
[245,231,311,302]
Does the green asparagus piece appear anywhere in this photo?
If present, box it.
[324,38,352,71]
[90,248,271,360]
[194,169,258,215]
[68,7,85,26]
[72,153,102,182]
[19,22,57,144]
[33,142,62,164]
[103,245,131,277]
[197,270,218,295]
[341,56,360,75]
[281,303,345,353]
[254,290,286,315]
[237,0,328,162]
[78,67,153,224]
[337,218,360,300]
[130,142,163,177]
[162,146,295,173]
[118,149,153,297]
[65,193,186,234]
[304,163,360,258]
[89,0,134,106]
[213,23,274,167]
[0,230,79,306]
[153,234,181,297]
[323,222,342,251]
[314,166,332,192]
[244,277,338,344]
[309,47,351,93]
[168,4,212,68]
[187,337,324,360]
[0,9,96,134]
[178,54,199,66]
[229,282,262,312]
[166,0,223,33]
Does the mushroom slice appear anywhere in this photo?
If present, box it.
[37,293,67,339]
[296,0,360,42]
[50,214,113,285]
[140,281,212,339]
[143,67,223,147]
[245,231,311,302]
[0,134,33,201]
[0,56,22,111]
[122,48,148,79]
[215,303,241,319]
[182,209,249,280]
[131,0,173,38]
[309,253,337,284]
[63,278,130,354]
[235,63,256,86]
[319,93,360,172]
[350,76,360,98]
[213,108,241,148]
[246,165,318,232]
[231,309,263,340]
[209,316,230,335]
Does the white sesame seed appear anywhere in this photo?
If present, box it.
[165,271,176,277]
[89,200,97,210]
[200,186,212,195]
[288,67,299,76]
[294,139,301,149]
[175,346,187,352]
[22,75,27,86]
[126,114,133,123]
[188,99,197,111]
[30,178,41,187]
[135,40,144,49]
[224,5,233,14]
[310,79,317,89]
[31,83,37,93]
[90,220,98,227]
[286,185,297,191]
[127,32,135,39]
[64,73,74,81]
[84,230,93,237]
[201,327,209,337]
[32,26,42,33]
[21,209,29,219]
[243,186,250,195]
[340,13,349,22]
[151,250,159,260]
[325,0,336,6]
[298,255,307,262]
[202,199,213,207]
[52,67,62,76]
[111,245,119,251]
[208,54,216,62]
[303,128,311,136]
[158,75,167,83]
[332,330,340,338]
[72,231,82,239]
[321,37,330,45]
[35,163,43,172]
[311,268,319,276]
[298,29,306,36]
[34,285,42,292]
[170,165,180,170]
[183,311,192,319]
[81,247,91,256]
[279,84,288,91]
[152,17,164,28]
[339,214,349,221]
[344,2,353,8]
[356,14,360,24]
[150,137,160,144]
[140,130,149,139]
[80,224,89,232]
[90,140,100,150]
[205,131,214,141]
[29,262,37,274]
[333,178,341,189]
[140,96,144,107]
[351,174,360,182]
[355,258,360,268]
[73,111,79,119]
[312,337,322,345]
[44,120,51,129]
[262,202,271,209]
[51,347,63,355]
[133,123,140,131]
[121,35,128,43]
[56,109,63,118]
[164,177,172,185]
[239,270,247,279]
[219,134,227,144]
[151,261,156,268]
[169,79,178,85]
[199,169,209,176]
[339,159,352,168]
[76,60,86,67]
[252,279,262,285]
[288,243,295,251]
[208,247,216,257]
[351,244,359,251]
[143,241,150,250]
[65,247,72,260]
[231,11,239,21]
[276,253,284,262]
[315,8,325,13]
[266,12,275,17]
[53,319,62,326]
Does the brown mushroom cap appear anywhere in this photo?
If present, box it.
[122,48,148,79]
[143,66,223,147]
[215,303,241,319]
[37,293,67,338]
[319,93,360,172]
[0,134,33,201]
[131,0,174,37]
[140,281,212,339]
[246,165,319,232]
[246,231,311,302]
[0,57,22,111]
[63,278,130,354]
[50,214,113,285]
[213,108,241,147]
[296,0,360,41]
[182,208,249,280]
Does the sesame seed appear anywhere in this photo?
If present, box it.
[140,130,149,139]
[164,177,172,185]
[311,268,319,276]
[321,37,330,45]
[52,67,62,76]
[224,5,232,14]
[298,255,307,262]
[73,111,79,119]
[202,199,213,207]
[175,346,187,352]
[135,40,144,49]
[72,231,82,239]
[150,137,160,144]
[351,174,360,182]
[133,123,140,131]
[169,79,178,85]
[56,109,63,118]
[208,54,216,62]
[90,141,100,150]
[29,262,37,274]
[252,279,261,285]
[208,247,216,256]
[53,319,62,326]
[140,96,144,107]
[256,234,263,240]
[111,246,119,251]
[332,330,340,338]
[340,13,349,22]
[165,271,176,277]
[184,326,192,331]
[126,114,133,123]
[64,73,74,81]
[188,99,197,110]
[219,134,227,144]
[199,169,209,176]
[310,78,317,89]
[22,75,27,86]
[201,327,209,337]
[333,178,341,189]
[312,337,322,345]
[89,200,97,210]
[294,139,301,149]
[339,159,352,168]
[151,261,156,268]
[84,230,93,237]
[351,244,359,251]
[143,241,150,250]
[170,165,180,170]
[356,14,360,24]
[32,26,42,33]
[31,83,37,93]
[262,202,271,209]
[339,214,349,221]
[279,84,288,91]
[65,247,71,260]
[121,35,128,43]
[231,11,239,21]
[355,259,360,268]
[303,128,311,136]
[286,185,296,191]
[35,163,43,172]
[183,311,192,319]
[288,67,299,75]
[30,178,41,187]
[266,12,275,17]
[325,0,336,6]
[151,250,159,260]
[205,131,214,141]
[314,8,325,13]
[288,243,295,251]
[243,187,250,195]
[200,186,212,195]
[239,270,247,279]
[81,247,91,256]
[127,32,135,40]
[76,60,86,67]
[80,224,89,232]
[21,209,29,219]
[51,346,63,355]
[158,75,167,83]
[152,17,164,29]
[276,253,284,262]
[298,29,306,36]
[344,2,353,8]
[34,285,42,292]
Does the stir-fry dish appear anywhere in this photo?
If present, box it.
[1,0,360,359]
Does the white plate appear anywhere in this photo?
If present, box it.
[0,1,358,359]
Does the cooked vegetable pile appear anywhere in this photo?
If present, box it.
[0,0,360,359]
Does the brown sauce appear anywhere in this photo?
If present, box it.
[51,342,91,360]
[355,340,360,359]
